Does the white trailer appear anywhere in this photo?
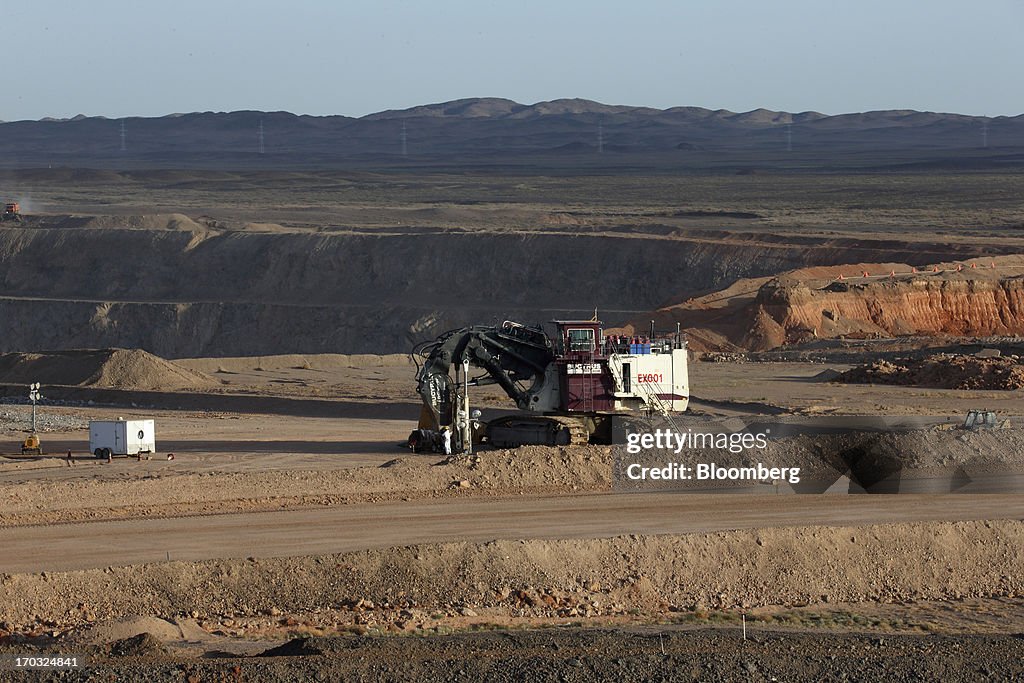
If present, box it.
[90,419,156,458]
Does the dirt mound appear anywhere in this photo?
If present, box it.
[87,349,218,390]
[812,368,843,382]
[740,305,787,350]
[0,348,218,390]
[108,632,167,658]
[74,615,184,647]
[259,637,324,657]
[840,355,1024,390]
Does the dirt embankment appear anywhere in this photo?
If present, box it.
[0,217,1014,356]
[178,353,413,374]
[0,520,1020,635]
[635,256,1024,351]
[4,428,1023,527]
[0,446,614,527]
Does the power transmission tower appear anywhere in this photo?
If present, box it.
[597,120,604,154]
[258,120,265,155]
[120,121,126,152]
[982,121,989,148]
[401,121,408,156]
[786,123,792,152]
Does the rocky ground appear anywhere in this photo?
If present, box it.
[3,627,1023,682]
[0,408,85,434]
[840,353,1024,390]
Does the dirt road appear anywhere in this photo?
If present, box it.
[3,491,1021,573]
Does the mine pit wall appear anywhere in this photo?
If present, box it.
[756,277,1024,347]
[0,225,1010,356]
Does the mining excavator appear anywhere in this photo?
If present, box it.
[411,319,689,453]
[2,202,22,223]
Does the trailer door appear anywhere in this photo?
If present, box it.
[115,422,125,455]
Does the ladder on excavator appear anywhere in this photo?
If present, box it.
[635,378,680,432]
[606,356,679,432]
[579,348,595,413]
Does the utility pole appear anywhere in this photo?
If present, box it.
[982,122,989,149]
[258,120,265,155]
[597,120,604,154]
[28,383,41,433]
[786,123,792,153]
[401,121,408,156]
[120,121,126,152]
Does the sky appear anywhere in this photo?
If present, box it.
[5,0,1022,121]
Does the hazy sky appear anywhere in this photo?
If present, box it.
[5,0,1022,121]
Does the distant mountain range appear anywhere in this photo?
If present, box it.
[1,98,1021,171]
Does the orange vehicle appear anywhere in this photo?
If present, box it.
[2,202,21,222]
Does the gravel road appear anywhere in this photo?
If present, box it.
[1,491,1021,573]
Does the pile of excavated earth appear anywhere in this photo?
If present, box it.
[839,354,1024,390]
[0,348,218,391]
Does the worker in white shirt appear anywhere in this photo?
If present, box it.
[441,426,452,455]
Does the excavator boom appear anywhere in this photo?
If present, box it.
[414,321,556,431]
